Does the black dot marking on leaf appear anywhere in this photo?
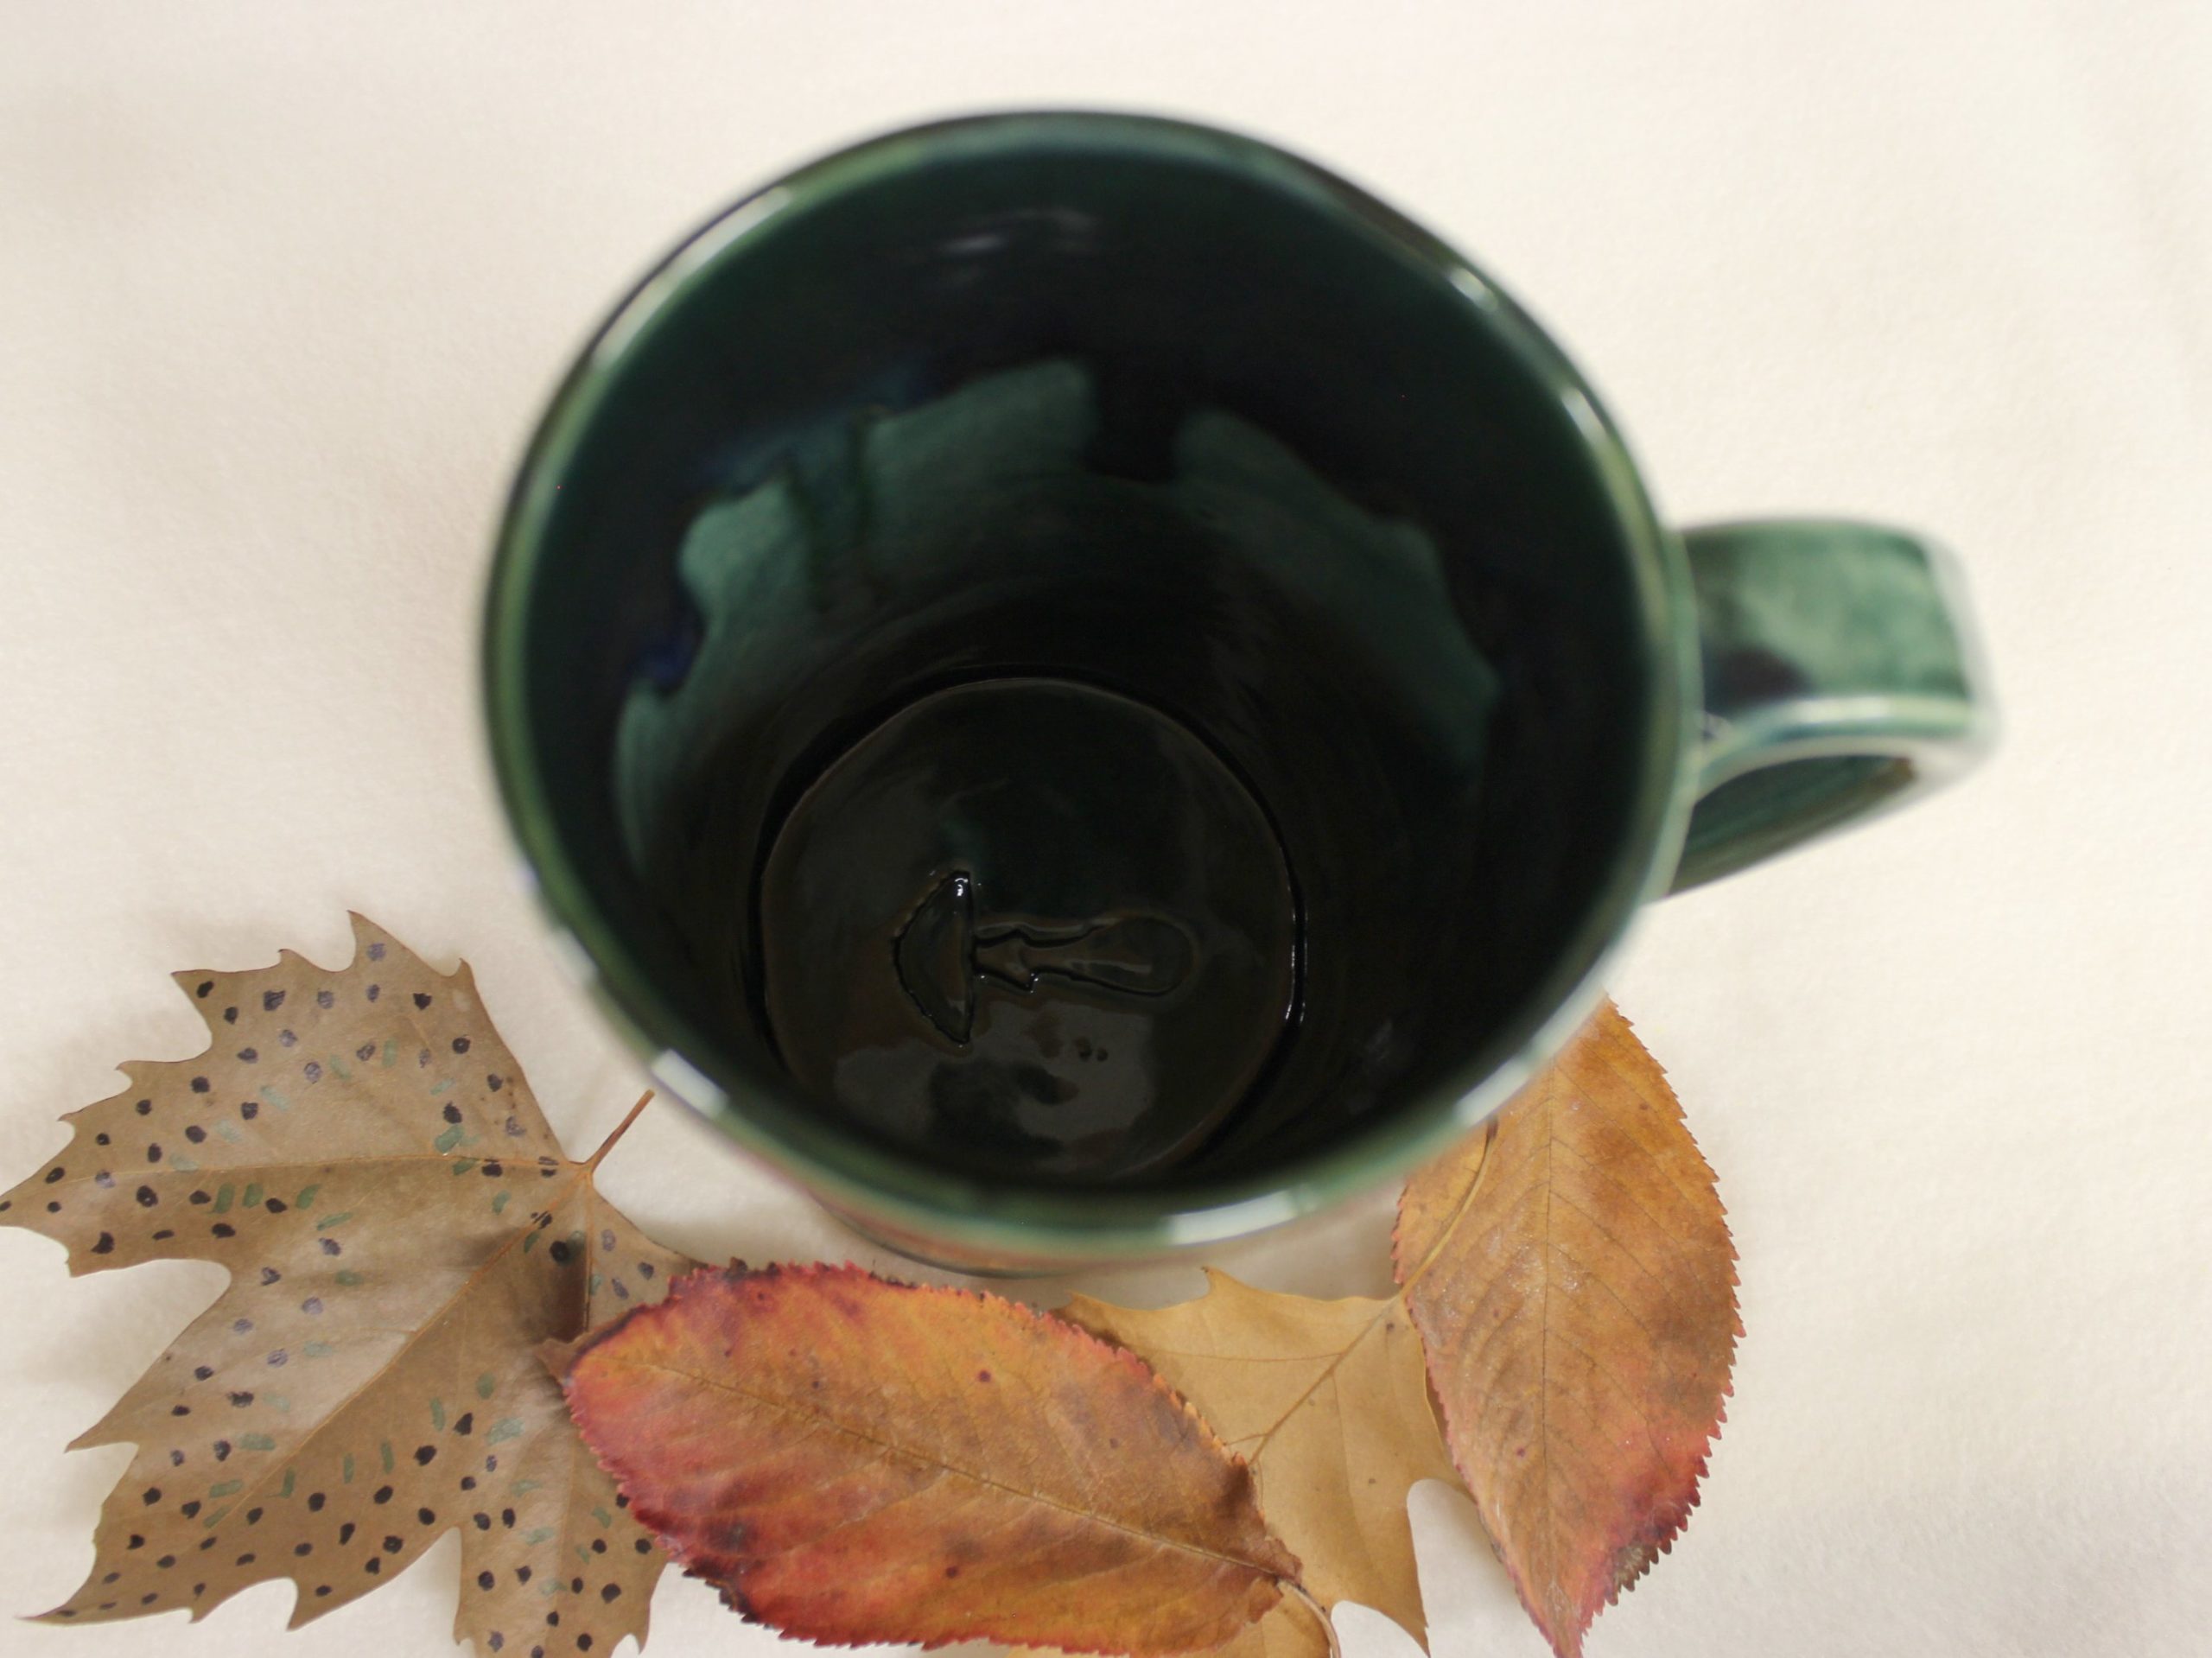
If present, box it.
[180,1500,200,1518]
[308,1492,325,1512]
[365,1557,382,1575]
[488,1075,504,1092]
[127,1534,144,1549]
[515,1565,531,1583]
[228,1391,252,1407]
[501,1509,515,1528]
[280,1030,296,1048]
[383,1535,402,1553]
[246,1507,263,1524]
[302,1296,323,1315]
[295,1542,312,1557]
[453,1412,473,1435]
[264,991,285,1012]
[199,1536,214,1551]
[136,1100,152,1116]
[367,984,381,1002]
[356,1042,377,1062]
[490,1636,504,1653]
[613,1494,627,1509]
[191,1077,209,1094]
[303,1063,322,1084]
[415,1445,435,1465]
[317,989,334,1008]
[224,1007,238,1025]
[143,1488,162,1506]
[196,981,213,999]
[580,1636,594,1651]
[486,1455,498,1472]
[600,1230,615,1251]
[442,1103,462,1125]
[240,1100,258,1120]
[92,1232,114,1255]
[264,1198,287,1214]
[418,1049,429,1066]
[44,1166,63,1184]
[237,1049,257,1064]
[480,1161,502,1177]
[589,1538,606,1554]
[186,1126,207,1144]
[171,1405,190,1417]
[315,1585,330,1598]
[452,1037,471,1054]
[95,1171,115,1188]
[549,1241,571,1264]
[569,1576,582,1592]
[477,1571,495,1591]
[505,1116,524,1137]
[190,1190,210,1204]
[153,1228,175,1241]
[156,1554,175,1568]
[267,1349,288,1367]
[93,1134,109,1146]
[413,993,432,1010]
[366,941,385,961]
[321,1238,341,1255]
[531,1647,543,1658]
[146,1144,162,1163]
[473,1512,490,1530]
[212,1223,235,1238]
[340,1521,356,1544]
[374,1486,392,1504]
[260,1267,281,1286]
[136,1185,157,1207]
[460,1476,476,1491]
[45,1200,60,1213]
[638,1262,655,1280]
[213,1439,231,1460]
[232,1317,253,1333]
[416,1506,435,1526]
[102,1572,119,1585]
[546,1612,559,1629]
[633,1538,650,1554]
[194,1364,213,1380]
[138,1593,155,1606]
[236,1553,255,1566]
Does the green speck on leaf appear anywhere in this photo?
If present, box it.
[213,1184,235,1215]
[591,1506,612,1528]
[433,1124,464,1153]
[240,1433,276,1452]
[268,1394,290,1413]
[451,1159,479,1176]
[342,1454,354,1483]
[588,1274,602,1295]
[279,1469,296,1498]
[203,1504,234,1529]
[492,1191,511,1214]
[296,1184,319,1210]
[328,1053,352,1082]
[208,1479,243,1499]
[486,1418,524,1445]
[380,1441,395,1473]
[335,1269,363,1286]
[512,1478,543,1496]
[258,1085,289,1111]
[430,1399,446,1431]
[303,1340,335,1358]
[522,1527,556,1547]
[475,1373,496,1399]
[214,1120,243,1144]
[169,1155,199,1172]
[316,1210,353,1230]
[381,1039,397,1067]
[242,1182,263,1208]
[522,1231,538,1254]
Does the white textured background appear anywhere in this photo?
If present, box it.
[3,4,2208,1656]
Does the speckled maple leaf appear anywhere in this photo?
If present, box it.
[0,915,696,1656]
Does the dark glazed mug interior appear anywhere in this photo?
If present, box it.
[484,112,1688,1255]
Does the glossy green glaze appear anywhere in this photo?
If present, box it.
[481,111,1990,1268]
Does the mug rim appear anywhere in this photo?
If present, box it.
[481,108,1699,1262]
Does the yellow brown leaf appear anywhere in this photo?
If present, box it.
[0,915,695,1655]
[1393,1000,1738,1658]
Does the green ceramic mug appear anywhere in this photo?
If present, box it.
[483,111,1990,1269]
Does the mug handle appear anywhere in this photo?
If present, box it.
[1669,518,1994,893]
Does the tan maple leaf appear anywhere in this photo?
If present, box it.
[0,915,696,1657]
[1063,1271,1453,1648]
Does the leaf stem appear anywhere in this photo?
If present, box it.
[585,1090,656,1172]
[1282,1582,1339,1658]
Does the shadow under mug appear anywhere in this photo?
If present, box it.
[483,111,1991,1271]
